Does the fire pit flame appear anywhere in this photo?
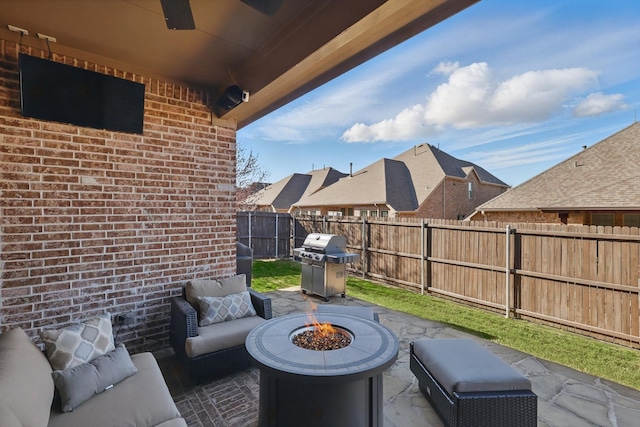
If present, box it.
[292,299,351,350]
[306,300,337,337]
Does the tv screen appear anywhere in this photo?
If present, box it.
[19,53,145,134]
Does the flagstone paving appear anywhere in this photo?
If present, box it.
[158,287,640,426]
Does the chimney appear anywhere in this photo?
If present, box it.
[349,162,353,177]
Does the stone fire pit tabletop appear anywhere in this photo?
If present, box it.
[246,312,398,380]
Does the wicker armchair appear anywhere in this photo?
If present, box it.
[169,285,272,381]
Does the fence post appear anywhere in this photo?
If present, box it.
[421,219,425,295]
[275,213,279,258]
[248,211,252,249]
[362,217,367,278]
[505,224,511,318]
[291,216,295,257]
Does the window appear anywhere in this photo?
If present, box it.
[340,208,353,216]
[624,214,640,227]
[380,210,389,217]
[370,210,378,217]
[591,213,614,226]
[360,210,367,217]
[468,182,473,199]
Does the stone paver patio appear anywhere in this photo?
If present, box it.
[158,287,640,426]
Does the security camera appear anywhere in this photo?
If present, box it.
[242,91,250,103]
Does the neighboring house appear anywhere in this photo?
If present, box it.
[469,122,640,226]
[292,144,509,219]
[248,167,347,212]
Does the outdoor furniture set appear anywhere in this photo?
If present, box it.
[0,263,537,427]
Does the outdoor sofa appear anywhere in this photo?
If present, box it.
[0,324,186,427]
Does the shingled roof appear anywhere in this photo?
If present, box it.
[476,122,640,212]
[294,143,507,212]
[249,167,347,211]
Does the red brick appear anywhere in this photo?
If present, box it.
[0,40,237,353]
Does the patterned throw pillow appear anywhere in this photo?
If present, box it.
[198,291,256,327]
[40,313,116,371]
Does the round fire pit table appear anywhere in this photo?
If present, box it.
[246,312,399,427]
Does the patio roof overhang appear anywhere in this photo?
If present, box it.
[0,0,479,129]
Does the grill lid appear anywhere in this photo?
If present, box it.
[300,233,347,254]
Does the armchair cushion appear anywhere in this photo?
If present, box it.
[185,275,247,306]
[185,315,266,358]
[198,291,256,326]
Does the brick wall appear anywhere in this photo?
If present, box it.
[413,173,508,220]
[0,40,237,352]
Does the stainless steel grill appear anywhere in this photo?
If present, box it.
[294,233,360,301]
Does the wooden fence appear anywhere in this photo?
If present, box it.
[236,212,292,259]
[237,213,640,349]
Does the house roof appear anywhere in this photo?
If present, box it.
[0,0,479,129]
[394,143,508,204]
[293,158,418,210]
[294,143,508,211]
[250,167,347,210]
[476,122,640,212]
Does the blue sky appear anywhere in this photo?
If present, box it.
[238,0,640,187]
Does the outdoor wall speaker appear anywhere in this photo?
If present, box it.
[217,85,243,111]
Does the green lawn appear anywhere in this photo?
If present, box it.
[252,259,640,390]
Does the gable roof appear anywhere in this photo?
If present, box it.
[249,167,346,210]
[294,143,507,211]
[293,158,419,211]
[393,143,508,204]
[476,122,640,212]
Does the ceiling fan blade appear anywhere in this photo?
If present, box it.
[160,0,195,30]
[241,0,283,17]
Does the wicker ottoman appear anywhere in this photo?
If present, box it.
[410,339,537,427]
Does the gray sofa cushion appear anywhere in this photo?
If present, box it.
[156,419,189,427]
[412,338,531,395]
[185,315,266,358]
[0,392,25,427]
[52,344,138,412]
[47,352,184,427]
[0,327,54,427]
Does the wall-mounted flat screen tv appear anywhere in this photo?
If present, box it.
[19,53,145,134]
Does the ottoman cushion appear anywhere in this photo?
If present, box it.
[412,338,531,395]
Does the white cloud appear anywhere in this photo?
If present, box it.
[342,104,433,143]
[429,61,460,76]
[573,92,627,117]
[342,62,601,142]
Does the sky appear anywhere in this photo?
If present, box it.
[238,0,640,188]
